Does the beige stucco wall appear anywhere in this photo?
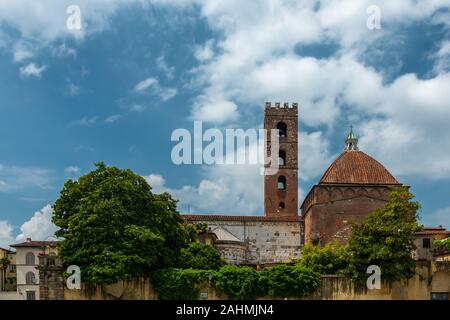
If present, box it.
[64,278,156,300]
[15,246,58,300]
[0,291,21,300]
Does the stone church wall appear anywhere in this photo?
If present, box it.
[188,219,303,264]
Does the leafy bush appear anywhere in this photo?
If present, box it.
[212,265,264,299]
[179,243,226,270]
[434,238,450,250]
[260,265,320,298]
[152,268,211,300]
[297,242,351,275]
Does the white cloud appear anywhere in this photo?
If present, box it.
[192,98,238,124]
[0,0,131,42]
[19,62,46,78]
[144,174,166,194]
[156,55,175,79]
[194,39,214,61]
[105,114,123,123]
[358,73,450,179]
[0,220,14,249]
[134,77,158,92]
[129,104,146,112]
[69,116,98,126]
[133,76,177,101]
[64,166,80,175]
[13,42,33,62]
[15,205,58,243]
[0,164,52,192]
[299,131,336,181]
[51,43,76,57]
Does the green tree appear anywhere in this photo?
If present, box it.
[260,265,320,298]
[347,186,420,284]
[179,243,226,270]
[212,265,264,299]
[298,242,351,275]
[152,268,212,300]
[52,162,190,284]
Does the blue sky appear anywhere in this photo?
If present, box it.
[0,0,450,247]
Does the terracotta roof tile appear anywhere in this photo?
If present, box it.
[320,150,399,185]
[10,240,59,248]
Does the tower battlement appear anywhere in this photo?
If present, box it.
[265,102,298,109]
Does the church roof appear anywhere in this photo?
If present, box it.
[319,150,400,185]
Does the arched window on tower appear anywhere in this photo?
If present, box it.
[276,122,287,137]
[277,176,286,190]
[278,202,285,209]
[278,150,286,166]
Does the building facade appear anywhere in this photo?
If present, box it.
[0,248,16,291]
[10,239,58,300]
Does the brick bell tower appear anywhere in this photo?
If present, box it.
[264,102,298,217]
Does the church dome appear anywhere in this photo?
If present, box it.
[319,150,399,185]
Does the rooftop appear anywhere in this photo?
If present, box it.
[319,150,400,185]
[10,238,59,248]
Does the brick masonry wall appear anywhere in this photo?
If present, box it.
[302,185,392,244]
[264,103,298,217]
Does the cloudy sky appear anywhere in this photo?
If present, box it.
[0,0,450,248]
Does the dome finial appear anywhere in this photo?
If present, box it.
[345,125,358,151]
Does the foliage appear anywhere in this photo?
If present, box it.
[152,268,212,300]
[179,243,226,270]
[212,265,264,299]
[347,186,420,284]
[0,257,10,269]
[52,162,191,284]
[260,265,320,298]
[434,238,450,250]
[184,223,208,242]
[297,242,351,275]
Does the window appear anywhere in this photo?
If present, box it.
[276,122,287,137]
[277,176,286,190]
[422,238,431,248]
[25,272,36,285]
[26,291,36,300]
[278,202,285,209]
[25,252,35,265]
[278,150,286,166]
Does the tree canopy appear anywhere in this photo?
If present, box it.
[297,241,351,275]
[347,186,420,283]
[178,243,226,270]
[52,162,191,284]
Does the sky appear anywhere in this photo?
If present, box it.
[0,0,450,248]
